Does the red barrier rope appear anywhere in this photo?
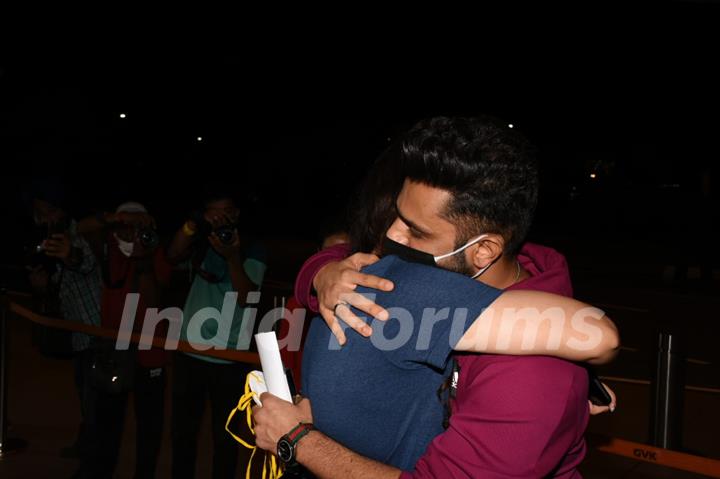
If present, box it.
[5,301,260,365]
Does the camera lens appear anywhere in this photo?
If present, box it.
[138,229,159,248]
[214,226,235,245]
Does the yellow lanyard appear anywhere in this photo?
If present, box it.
[226,371,284,479]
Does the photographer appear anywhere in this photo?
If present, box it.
[24,181,102,463]
[167,191,266,479]
[78,201,173,479]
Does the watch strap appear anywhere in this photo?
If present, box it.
[285,422,315,446]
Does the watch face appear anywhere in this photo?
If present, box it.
[277,438,294,463]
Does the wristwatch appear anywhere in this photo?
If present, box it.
[277,422,315,465]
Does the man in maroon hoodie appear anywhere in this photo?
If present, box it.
[254,117,617,478]
[410,242,587,478]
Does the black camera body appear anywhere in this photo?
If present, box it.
[189,210,238,246]
[188,208,240,246]
[25,218,70,271]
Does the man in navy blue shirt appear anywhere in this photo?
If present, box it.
[302,255,503,470]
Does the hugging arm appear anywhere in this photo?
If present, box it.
[455,290,619,365]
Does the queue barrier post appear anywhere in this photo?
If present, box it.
[0,289,27,459]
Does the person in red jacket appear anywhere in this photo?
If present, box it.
[79,201,173,479]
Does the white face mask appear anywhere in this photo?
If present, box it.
[383,234,493,279]
[114,233,134,257]
[434,235,492,279]
[433,234,487,261]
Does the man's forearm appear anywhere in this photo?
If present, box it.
[296,431,401,479]
[227,254,256,301]
[167,226,195,264]
[455,290,620,364]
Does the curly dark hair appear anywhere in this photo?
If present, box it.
[399,116,539,255]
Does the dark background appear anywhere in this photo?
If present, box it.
[1,2,719,285]
[2,3,720,476]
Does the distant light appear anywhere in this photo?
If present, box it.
[119,113,126,119]
[590,173,597,179]
[508,124,514,129]
[197,136,203,142]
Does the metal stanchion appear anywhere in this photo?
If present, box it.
[649,330,685,450]
[0,289,27,459]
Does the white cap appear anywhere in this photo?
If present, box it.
[115,201,147,214]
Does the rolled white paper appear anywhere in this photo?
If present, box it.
[254,331,292,402]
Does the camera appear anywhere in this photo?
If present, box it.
[26,218,69,265]
[137,228,160,249]
[214,225,236,245]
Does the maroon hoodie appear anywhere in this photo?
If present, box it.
[402,243,588,478]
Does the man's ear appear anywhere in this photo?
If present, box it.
[469,234,504,270]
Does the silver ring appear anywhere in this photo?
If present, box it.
[333,300,349,314]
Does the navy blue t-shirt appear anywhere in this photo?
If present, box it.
[302,256,502,470]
